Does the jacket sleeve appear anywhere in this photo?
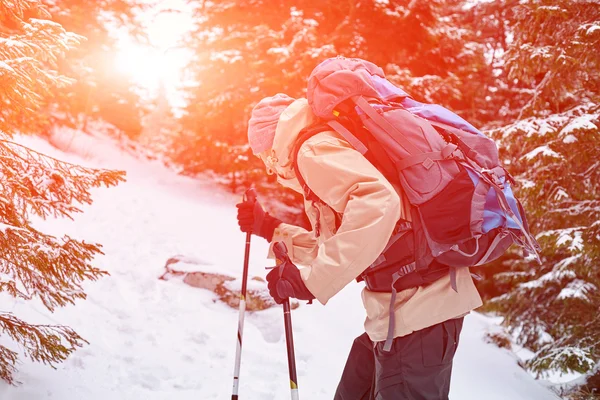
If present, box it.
[296,135,401,305]
[268,222,319,266]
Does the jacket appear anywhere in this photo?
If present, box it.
[263,98,483,341]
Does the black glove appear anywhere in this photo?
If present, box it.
[236,198,282,242]
[266,261,315,304]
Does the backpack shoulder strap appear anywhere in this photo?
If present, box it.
[292,124,329,205]
[292,118,370,203]
[292,124,344,235]
[326,120,369,154]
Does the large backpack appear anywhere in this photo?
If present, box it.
[293,57,541,350]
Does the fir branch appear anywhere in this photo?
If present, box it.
[0,312,86,374]
[0,139,126,222]
[0,345,18,385]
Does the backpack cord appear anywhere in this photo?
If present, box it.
[475,230,510,266]
[451,237,480,258]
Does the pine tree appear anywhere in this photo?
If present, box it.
[487,103,599,379]
[173,0,485,187]
[475,0,600,391]
[0,0,125,383]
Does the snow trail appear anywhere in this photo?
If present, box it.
[0,132,559,399]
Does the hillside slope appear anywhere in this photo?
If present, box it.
[0,131,560,400]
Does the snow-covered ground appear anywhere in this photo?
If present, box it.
[0,131,561,399]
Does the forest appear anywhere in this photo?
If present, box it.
[0,0,598,399]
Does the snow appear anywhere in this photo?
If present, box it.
[0,60,16,74]
[556,230,584,252]
[520,269,577,289]
[554,188,569,201]
[209,50,243,64]
[585,23,600,36]
[29,19,64,29]
[0,222,24,233]
[538,6,562,12]
[530,45,553,60]
[0,38,26,48]
[519,179,536,189]
[500,112,578,139]
[534,347,595,374]
[0,132,560,400]
[557,279,596,300]
[303,19,319,28]
[554,254,583,270]
[267,47,291,57]
[521,145,562,161]
[462,0,495,11]
[559,114,598,136]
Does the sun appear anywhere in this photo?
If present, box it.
[114,41,168,90]
[113,0,194,104]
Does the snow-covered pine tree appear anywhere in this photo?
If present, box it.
[488,103,599,378]
[0,0,125,384]
[477,0,600,393]
[174,1,486,193]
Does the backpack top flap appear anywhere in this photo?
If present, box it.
[308,57,410,119]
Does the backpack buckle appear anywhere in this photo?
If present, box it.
[481,168,505,189]
[393,220,412,235]
[423,158,435,170]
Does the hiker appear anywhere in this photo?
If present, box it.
[237,57,537,399]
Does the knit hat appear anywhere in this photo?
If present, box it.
[247,93,295,154]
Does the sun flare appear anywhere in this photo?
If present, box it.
[114,42,180,91]
[113,0,194,103]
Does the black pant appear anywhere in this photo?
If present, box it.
[334,318,464,400]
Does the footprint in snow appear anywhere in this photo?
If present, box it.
[181,353,195,364]
[247,311,284,343]
[188,331,210,345]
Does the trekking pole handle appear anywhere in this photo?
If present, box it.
[243,187,257,203]
[272,241,290,277]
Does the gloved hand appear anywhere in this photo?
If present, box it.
[266,261,315,304]
[236,197,282,242]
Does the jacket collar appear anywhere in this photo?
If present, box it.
[261,98,318,192]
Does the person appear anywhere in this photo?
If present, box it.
[236,92,483,399]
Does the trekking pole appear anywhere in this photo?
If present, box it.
[272,241,300,400]
[231,187,257,400]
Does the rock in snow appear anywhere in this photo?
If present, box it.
[160,255,282,311]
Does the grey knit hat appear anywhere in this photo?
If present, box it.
[247,93,295,154]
